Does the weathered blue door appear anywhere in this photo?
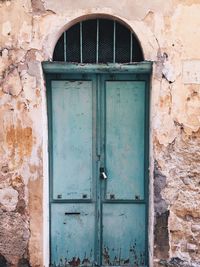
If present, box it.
[48,72,149,267]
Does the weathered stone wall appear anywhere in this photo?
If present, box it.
[0,0,200,266]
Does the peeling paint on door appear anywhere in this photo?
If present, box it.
[48,72,149,267]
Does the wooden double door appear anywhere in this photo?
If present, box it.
[48,72,149,267]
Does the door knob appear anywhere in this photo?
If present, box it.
[100,167,107,179]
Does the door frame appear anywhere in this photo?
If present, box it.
[42,61,152,267]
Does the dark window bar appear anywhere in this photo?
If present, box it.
[53,19,144,63]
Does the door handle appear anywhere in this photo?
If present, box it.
[100,167,107,180]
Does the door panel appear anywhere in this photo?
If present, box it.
[102,204,146,266]
[105,81,145,200]
[49,73,148,267]
[51,203,95,266]
[51,80,93,200]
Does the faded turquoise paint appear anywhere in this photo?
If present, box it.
[105,81,145,200]
[102,204,146,266]
[42,62,152,74]
[47,70,149,267]
[51,80,93,200]
[51,203,95,266]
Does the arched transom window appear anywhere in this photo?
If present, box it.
[53,19,144,63]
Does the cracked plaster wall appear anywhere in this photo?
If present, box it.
[0,0,200,266]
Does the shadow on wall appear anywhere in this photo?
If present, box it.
[0,254,30,267]
[154,160,169,260]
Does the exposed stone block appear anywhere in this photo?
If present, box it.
[0,187,18,211]
[191,224,200,232]
[183,60,200,84]
[0,211,30,265]
[2,68,22,96]
[187,243,198,252]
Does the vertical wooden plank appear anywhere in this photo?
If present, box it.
[51,80,93,200]
[105,80,145,200]
[96,74,101,265]
[50,75,98,267]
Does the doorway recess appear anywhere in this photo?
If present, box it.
[43,17,152,267]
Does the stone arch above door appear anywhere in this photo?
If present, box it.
[44,12,152,267]
[41,13,158,61]
[52,18,144,63]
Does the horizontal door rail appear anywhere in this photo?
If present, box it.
[51,199,93,204]
[42,61,152,74]
[103,199,146,204]
[50,199,146,204]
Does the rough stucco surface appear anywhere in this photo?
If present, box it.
[0,0,200,266]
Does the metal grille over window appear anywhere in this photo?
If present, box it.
[53,19,144,63]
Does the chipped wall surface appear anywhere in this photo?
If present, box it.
[0,0,200,266]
